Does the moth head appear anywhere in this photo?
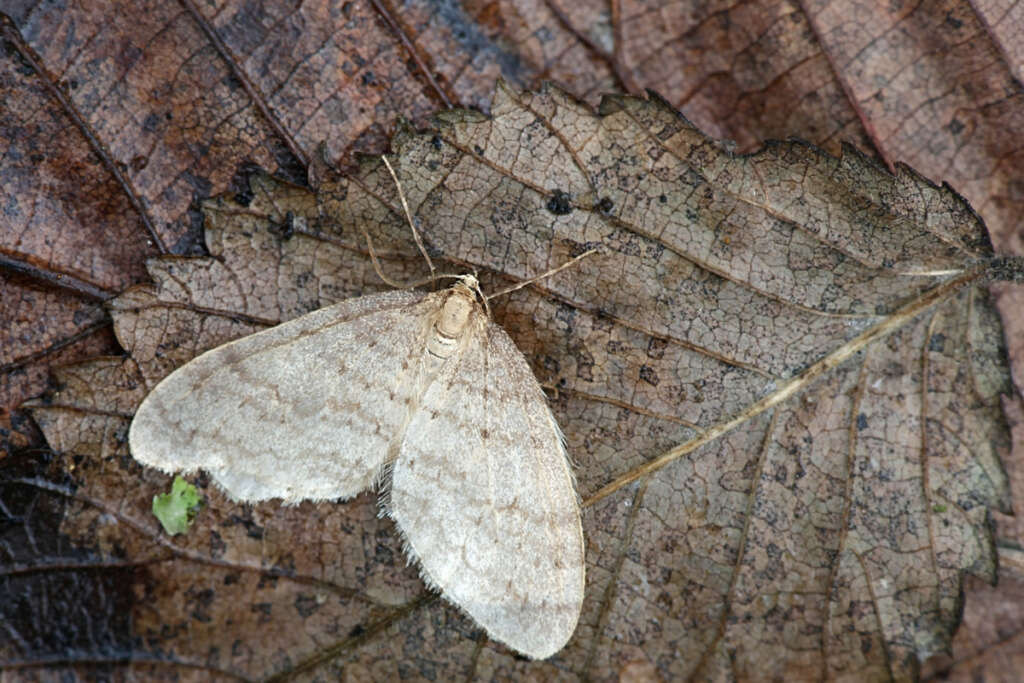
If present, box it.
[454,273,490,314]
[456,273,481,295]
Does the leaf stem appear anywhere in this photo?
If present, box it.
[583,265,988,507]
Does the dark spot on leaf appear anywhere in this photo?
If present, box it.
[857,413,868,430]
[257,573,280,590]
[222,72,243,91]
[473,144,484,156]
[574,348,594,381]
[372,530,397,563]
[481,428,489,440]
[640,365,659,386]
[547,190,573,215]
[229,162,265,207]
[566,240,601,258]
[182,170,213,201]
[555,303,577,325]
[431,135,443,150]
[647,337,667,360]
[361,71,376,86]
[210,531,227,558]
[948,118,964,135]
[269,211,295,240]
[597,197,614,214]
[3,195,21,218]
[111,423,128,444]
[542,355,561,375]
[71,307,93,325]
[294,594,321,618]
[251,603,272,623]
[142,112,162,133]
[348,623,366,638]
[11,47,35,76]
[989,255,1024,281]
[226,514,265,540]
[659,194,667,203]
[929,333,946,352]
[190,588,215,622]
[273,555,297,576]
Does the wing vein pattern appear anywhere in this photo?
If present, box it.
[130,290,432,502]
[389,317,585,659]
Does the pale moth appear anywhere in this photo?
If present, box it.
[128,157,589,660]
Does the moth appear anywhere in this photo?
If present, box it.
[128,159,589,660]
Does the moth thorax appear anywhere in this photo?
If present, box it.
[428,286,476,359]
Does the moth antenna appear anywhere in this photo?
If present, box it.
[485,248,599,301]
[382,155,436,284]
[464,274,492,318]
[359,223,407,289]
[403,272,475,289]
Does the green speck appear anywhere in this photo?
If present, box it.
[152,476,201,535]
[932,504,948,513]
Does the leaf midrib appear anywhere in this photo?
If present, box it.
[582,264,986,507]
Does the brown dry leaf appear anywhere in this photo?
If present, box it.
[21,84,1019,681]
[5,0,1022,434]
[3,0,1023,680]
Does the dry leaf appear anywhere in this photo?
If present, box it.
[4,0,1023,679]
[20,84,1019,681]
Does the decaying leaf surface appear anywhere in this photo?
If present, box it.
[19,84,1018,680]
[3,0,1023,678]
[0,18,155,453]
[5,0,1022,460]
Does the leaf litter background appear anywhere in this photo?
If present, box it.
[2,1,1024,680]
